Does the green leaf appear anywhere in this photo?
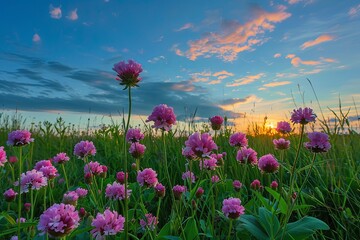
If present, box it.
[280,216,330,240]
[183,217,199,240]
[157,222,172,238]
[0,211,16,225]
[258,207,280,238]
[240,214,269,240]
[265,187,287,214]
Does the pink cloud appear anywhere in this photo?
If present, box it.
[300,35,334,50]
[285,54,295,59]
[291,57,321,67]
[172,81,195,92]
[49,5,62,19]
[227,73,264,87]
[287,0,301,4]
[175,23,194,32]
[176,8,290,61]
[274,53,281,58]
[67,8,78,21]
[348,4,360,17]
[32,33,41,43]
[213,70,234,77]
[320,57,336,63]
[263,81,291,87]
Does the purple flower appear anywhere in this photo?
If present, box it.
[273,138,290,150]
[74,140,96,158]
[91,209,125,239]
[270,181,278,189]
[7,130,34,147]
[233,180,242,192]
[250,179,261,190]
[210,152,226,166]
[0,146,7,167]
[210,115,224,130]
[16,169,47,193]
[236,147,258,165]
[75,188,88,198]
[116,171,128,184]
[184,132,218,158]
[275,121,292,134]
[105,181,131,200]
[38,203,80,238]
[137,168,158,188]
[182,147,196,160]
[140,213,158,231]
[211,175,220,183]
[304,132,331,153]
[199,157,218,170]
[129,142,146,159]
[155,183,165,198]
[172,185,186,200]
[113,59,142,89]
[4,188,17,202]
[62,191,79,206]
[53,152,70,164]
[34,160,58,179]
[196,187,204,198]
[146,104,176,131]
[182,171,196,183]
[229,132,248,148]
[290,107,316,125]
[84,161,104,176]
[222,197,245,219]
[258,154,279,173]
[126,128,144,143]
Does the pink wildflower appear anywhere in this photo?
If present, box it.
[211,175,220,183]
[113,59,142,89]
[75,188,88,198]
[116,171,128,184]
[182,171,196,183]
[184,132,218,158]
[229,132,248,148]
[222,197,245,219]
[273,138,290,150]
[210,115,224,130]
[172,185,186,200]
[258,154,280,173]
[16,169,47,193]
[53,152,70,164]
[7,130,34,146]
[0,146,7,167]
[105,182,131,200]
[210,152,226,166]
[24,203,31,212]
[137,168,158,188]
[270,181,279,189]
[91,209,125,239]
[84,161,104,176]
[62,191,79,205]
[38,203,80,238]
[140,213,158,231]
[74,140,96,158]
[126,128,144,143]
[233,180,242,192]
[129,142,146,159]
[79,207,87,218]
[250,179,261,190]
[4,188,17,202]
[290,107,316,125]
[146,104,176,131]
[182,147,196,160]
[275,121,292,134]
[199,157,218,170]
[34,160,58,179]
[9,155,17,163]
[304,132,331,153]
[236,147,258,165]
[155,183,165,198]
[196,187,204,198]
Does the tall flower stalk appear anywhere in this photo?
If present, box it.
[113,59,143,239]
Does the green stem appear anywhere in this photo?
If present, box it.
[61,164,69,191]
[30,189,34,220]
[297,153,317,197]
[155,197,162,235]
[162,131,174,202]
[227,219,233,240]
[289,124,305,195]
[124,86,132,240]
[17,147,23,239]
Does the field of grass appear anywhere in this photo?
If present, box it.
[0,110,359,239]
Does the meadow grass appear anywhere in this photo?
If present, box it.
[0,111,359,239]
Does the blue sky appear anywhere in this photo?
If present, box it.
[1,0,360,128]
